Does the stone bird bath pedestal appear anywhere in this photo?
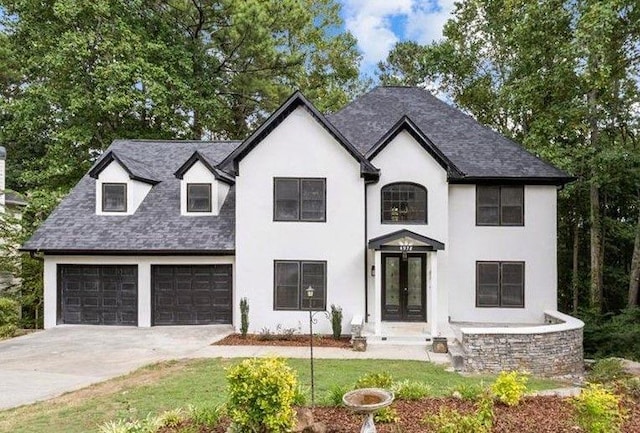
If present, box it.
[342,388,394,433]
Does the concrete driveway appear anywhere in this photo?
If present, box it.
[0,325,232,410]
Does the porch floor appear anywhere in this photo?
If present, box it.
[363,321,432,345]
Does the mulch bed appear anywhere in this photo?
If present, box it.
[159,396,640,432]
[214,333,352,348]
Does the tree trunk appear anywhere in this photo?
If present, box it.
[588,89,604,312]
[572,220,580,314]
[628,205,640,307]
[590,182,603,311]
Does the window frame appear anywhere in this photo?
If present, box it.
[273,260,327,311]
[380,182,428,224]
[475,185,524,226]
[475,261,525,308]
[186,183,212,213]
[273,177,326,222]
[102,183,127,213]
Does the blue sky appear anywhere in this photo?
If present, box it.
[337,0,456,75]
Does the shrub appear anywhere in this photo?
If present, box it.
[97,415,160,433]
[588,358,630,384]
[226,357,298,433]
[392,380,431,400]
[188,404,224,428]
[0,297,19,339]
[257,327,273,341]
[293,384,309,406]
[240,298,249,338]
[274,323,297,340]
[618,377,640,400]
[374,407,399,423]
[572,383,626,433]
[422,396,493,433]
[330,304,343,339]
[325,384,351,406]
[581,307,640,361]
[355,371,394,389]
[158,408,185,428]
[451,382,486,401]
[490,370,528,406]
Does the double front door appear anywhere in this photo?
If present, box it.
[382,254,426,321]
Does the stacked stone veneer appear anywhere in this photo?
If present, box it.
[460,311,584,377]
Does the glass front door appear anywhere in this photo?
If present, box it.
[382,254,426,321]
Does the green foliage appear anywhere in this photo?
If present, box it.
[239,298,249,338]
[226,357,298,433]
[451,382,486,401]
[582,308,640,361]
[374,407,399,424]
[618,377,640,400]
[491,371,529,406]
[392,380,431,400]
[422,396,494,433]
[97,414,160,433]
[187,404,224,428]
[325,384,351,407]
[0,297,19,338]
[587,358,631,384]
[292,385,309,406]
[157,408,184,428]
[572,383,626,433]
[354,371,394,389]
[330,304,343,339]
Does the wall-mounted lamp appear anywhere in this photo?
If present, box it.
[370,265,375,277]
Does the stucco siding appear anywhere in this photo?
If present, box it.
[235,107,365,335]
[448,184,558,323]
[366,131,450,331]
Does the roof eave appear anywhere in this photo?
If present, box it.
[89,151,159,185]
[448,175,577,186]
[19,248,236,256]
[174,151,235,185]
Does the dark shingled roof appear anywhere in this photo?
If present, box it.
[22,140,240,253]
[328,86,571,181]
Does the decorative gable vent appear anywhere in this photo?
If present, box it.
[174,151,234,216]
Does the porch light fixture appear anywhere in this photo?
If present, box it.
[370,265,375,277]
[399,239,413,260]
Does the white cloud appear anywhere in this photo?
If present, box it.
[340,0,456,72]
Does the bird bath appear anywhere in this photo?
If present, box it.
[342,388,394,433]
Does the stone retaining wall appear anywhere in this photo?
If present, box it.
[460,311,584,377]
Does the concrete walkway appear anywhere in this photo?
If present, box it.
[0,326,447,410]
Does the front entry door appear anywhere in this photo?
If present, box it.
[382,254,426,321]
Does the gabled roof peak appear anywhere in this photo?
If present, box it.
[88,150,159,185]
[220,90,379,180]
[174,150,234,185]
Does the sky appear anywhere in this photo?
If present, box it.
[338,0,456,75]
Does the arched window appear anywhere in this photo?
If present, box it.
[381,183,428,224]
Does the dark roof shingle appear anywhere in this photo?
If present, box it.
[328,86,571,180]
[22,140,240,253]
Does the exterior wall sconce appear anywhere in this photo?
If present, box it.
[370,265,375,277]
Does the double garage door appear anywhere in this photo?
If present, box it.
[58,264,232,326]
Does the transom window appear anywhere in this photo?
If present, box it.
[381,183,428,223]
[476,261,524,308]
[274,260,326,311]
[102,183,127,212]
[187,183,212,213]
[274,178,326,222]
[476,185,524,226]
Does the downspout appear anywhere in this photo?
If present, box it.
[364,181,368,322]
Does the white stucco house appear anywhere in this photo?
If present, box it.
[22,87,575,341]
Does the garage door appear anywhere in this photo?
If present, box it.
[58,265,138,325]
[152,265,232,325]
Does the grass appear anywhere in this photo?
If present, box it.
[0,358,562,433]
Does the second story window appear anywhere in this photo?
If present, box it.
[381,183,427,224]
[187,183,212,212]
[102,183,127,212]
[476,185,524,226]
[274,178,326,222]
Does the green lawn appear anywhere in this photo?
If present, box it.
[0,358,562,433]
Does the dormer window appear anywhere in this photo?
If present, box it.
[187,183,212,213]
[102,183,127,212]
